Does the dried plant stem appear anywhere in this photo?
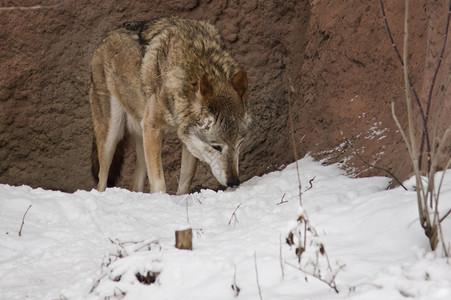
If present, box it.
[254,252,263,300]
[386,0,451,252]
[287,79,308,253]
[228,203,242,226]
[306,176,316,191]
[276,193,288,205]
[279,235,285,279]
[18,205,32,237]
[380,0,451,172]
[401,0,429,228]
[343,137,407,190]
[392,103,430,227]
[420,0,451,171]
[231,263,240,296]
[379,0,428,138]
[285,262,339,293]
[287,80,302,206]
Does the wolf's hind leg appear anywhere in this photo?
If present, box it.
[176,144,198,195]
[132,135,147,192]
[96,95,126,191]
[142,123,166,193]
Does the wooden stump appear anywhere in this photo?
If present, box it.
[175,228,193,250]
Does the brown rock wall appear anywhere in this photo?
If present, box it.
[1,0,449,193]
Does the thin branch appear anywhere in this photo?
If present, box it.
[345,138,407,190]
[356,150,407,190]
[429,75,451,212]
[438,220,450,257]
[186,195,190,224]
[287,78,308,254]
[279,235,285,279]
[432,127,451,224]
[134,240,160,252]
[420,0,451,171]
[378,0,427,126]
[276,193,288,205]
[392,102,429,227]
[287,79,302,206]
[231,263,240,296]
[440,209,451,223]
[18,205,32,237]
[379,0,430,169]
[285,262,340,293]
[89,273,107,293]
[436,156,451,209]
[254,252,263,300]
[306,176,316,191]
[228,203,242,226]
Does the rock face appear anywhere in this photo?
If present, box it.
[1,0,450,193]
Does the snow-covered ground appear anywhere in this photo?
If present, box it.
[1,156,450,300]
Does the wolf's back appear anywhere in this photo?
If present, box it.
[120,18,239,82]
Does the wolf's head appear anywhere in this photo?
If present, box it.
[180,70,251,188]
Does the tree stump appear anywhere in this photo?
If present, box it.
[175,228,193,250]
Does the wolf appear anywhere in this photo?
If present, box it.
[89,17,251,194]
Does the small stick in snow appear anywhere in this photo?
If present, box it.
[228,203,242,226]
[18,205,32,237]
[342,136,407,190]
[254,252,263,300]
[231,263,240,297]
[279,235,285,279]
[276,193,288,205]
[306,176,316,191]
[185,195,190,224]
[285,261,340,293]
[440,208,451,223]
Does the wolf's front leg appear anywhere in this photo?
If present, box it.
[176,144,198,195]
[142,124,166,193]
[132,135,147,192]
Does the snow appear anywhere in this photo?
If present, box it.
[1,155,451,300]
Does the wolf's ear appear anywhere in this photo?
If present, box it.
[232,70,248,103]
[200,74,213,104]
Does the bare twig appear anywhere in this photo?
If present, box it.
[89,273,107,293]
[384,0,451,252]
[393,101,429,228]
[436,157,451,208]
[186,196,190,224]
[438,221,450,257]
[419,0,451,171]
[306,176,316,191]
[231,263,240,297]
[379,0,429,158]
[134,240,160,252]
[228,203,242,226]
[18,205,32,237]
[350,141,407,190]
[287,79,302,206]
[279,235,285,279]
[285,262,340,293]
[287,78,308,254]
[276,193,288,205]
[254,252,263,300]
[440,209,451,223]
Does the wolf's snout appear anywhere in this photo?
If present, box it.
[227,178,240,188]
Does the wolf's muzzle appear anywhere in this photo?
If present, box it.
[227,178,240,188]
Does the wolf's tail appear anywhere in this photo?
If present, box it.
[91,135,126,188]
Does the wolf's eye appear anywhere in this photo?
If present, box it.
[212,145,222,152]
